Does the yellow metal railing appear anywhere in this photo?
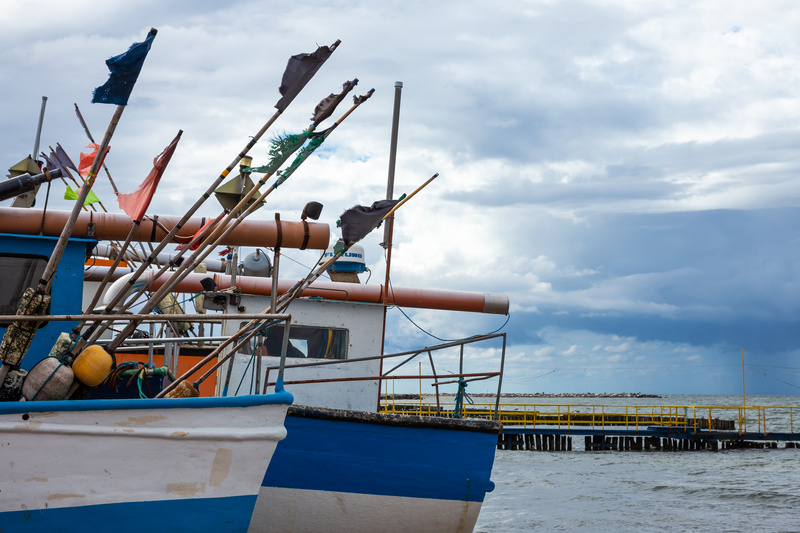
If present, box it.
[380,401,800,435]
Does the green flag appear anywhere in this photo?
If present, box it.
[65,184,100,206]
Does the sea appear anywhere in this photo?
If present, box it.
[471,394,800,533]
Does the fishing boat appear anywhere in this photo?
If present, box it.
[0,394,290,531]
[211,276,507,533]
[129,228,509,532]
[0,214,307,532]
[4,204,507,532]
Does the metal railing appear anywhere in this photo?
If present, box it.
[380,401,800,435]
[256,333,507,417]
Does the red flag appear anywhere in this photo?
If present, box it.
[78,143,110,177]
[176,217,218,251]
[118,131,182,222]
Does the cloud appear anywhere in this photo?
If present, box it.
[3,1,800,395]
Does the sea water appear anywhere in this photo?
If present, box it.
[474,395,800,533]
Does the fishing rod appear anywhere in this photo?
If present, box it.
[0,28,159,385]
[156,172,438,399]
[74,103,120,195]
[80,131,183,317]
[102,85,372,352]
[136,86,373,311]
[71,40,342,353]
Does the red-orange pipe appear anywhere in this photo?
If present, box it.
[84,267,509,315]
[0,207,329,250]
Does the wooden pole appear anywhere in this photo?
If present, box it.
[40,105,124,294]
[76,108,283,350]
[97,85,367,350]
[105,90,377,347]
[381,173,439,221]
[75,103,119,195]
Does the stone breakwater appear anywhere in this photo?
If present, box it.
[381,392,662,400]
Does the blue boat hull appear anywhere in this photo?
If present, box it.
[248,406,501,532]
[1,495,257,533]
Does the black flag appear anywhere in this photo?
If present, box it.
[338,199,400,246]
[276,45,336,113]
[92,29,157,106]
[312,79,357,124]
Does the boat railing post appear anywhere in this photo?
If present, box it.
[493,333,506,421]
[164,342,172,376]
[254,330,261,396]
[427,350,441,415]
[276,317,291,391]
[148,321,155,366]
[173,342,181,377]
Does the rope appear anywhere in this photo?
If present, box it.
[234,354,256,396]
[29,358,67,401]
[382,263,510,342]
[391,297,511,342]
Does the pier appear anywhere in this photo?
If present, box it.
[381,400,800,451]
[497,426,800,451]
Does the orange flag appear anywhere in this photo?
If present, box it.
[78,143,110,177]
[118,131,182,223]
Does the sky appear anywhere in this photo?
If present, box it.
[2,1,800,395]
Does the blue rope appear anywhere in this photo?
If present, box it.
[233,355,256,396]
[30,358,67,401]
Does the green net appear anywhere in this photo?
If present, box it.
[275,133,327,187]
[262,130,313,174]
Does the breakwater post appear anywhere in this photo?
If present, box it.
[498,432,573,451]
[497,429,800,451]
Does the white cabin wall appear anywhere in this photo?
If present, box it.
[82,281,101,313]
[222,295,385,412]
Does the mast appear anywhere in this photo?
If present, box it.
[382,81,403,247]
[377,81,403,410]
[11,96,48,208]
[32,96,47,162]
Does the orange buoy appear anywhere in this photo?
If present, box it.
[72,345,113,387]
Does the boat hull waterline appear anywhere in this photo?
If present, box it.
[249,406,501,533]
[0,393,291,533]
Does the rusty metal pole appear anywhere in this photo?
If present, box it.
[377,81,403,411]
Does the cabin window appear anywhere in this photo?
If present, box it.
[238,323,348,360]
[0,255,48,323]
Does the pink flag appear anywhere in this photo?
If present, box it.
[118,131,182,222]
